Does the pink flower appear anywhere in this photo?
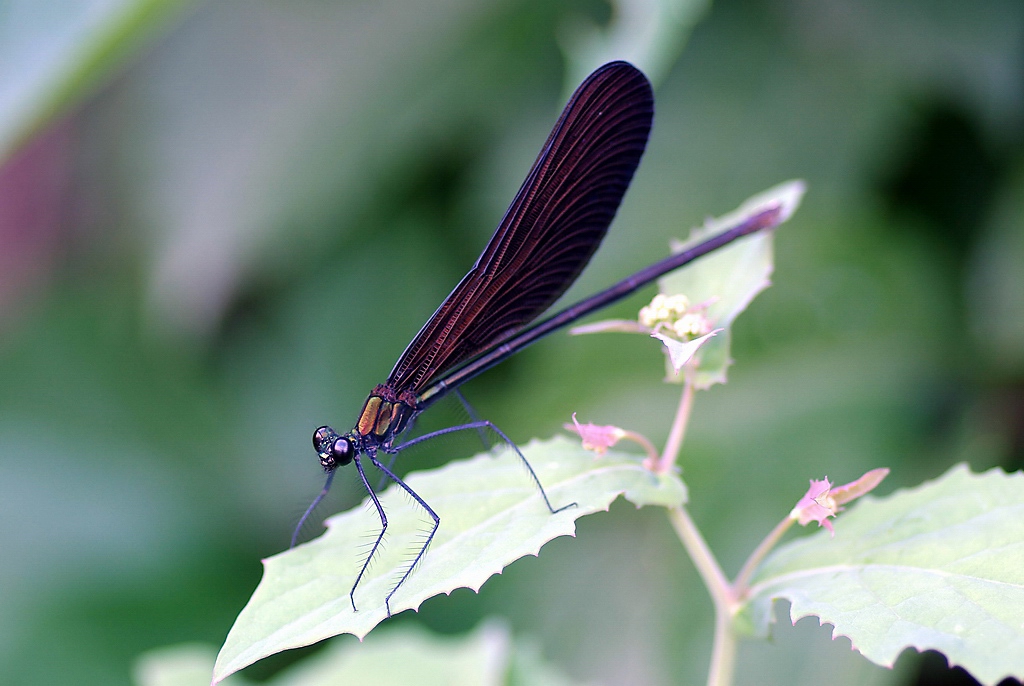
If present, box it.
[564,414,661,464]
[566,414,626,454]
[790,469,889,537]
[792,478,838,535]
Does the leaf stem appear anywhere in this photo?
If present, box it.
[733,516,795,597]
[667,507,731,604]
[660,369,801,686]
[654,372,694,472]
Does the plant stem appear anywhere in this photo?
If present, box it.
[655,373,694,472]
[661,366,797,685]
[733,515,794,597]
[668,507,736,686]
[622,429,661,464]
[667,507,731,604]
[708,605,737,686]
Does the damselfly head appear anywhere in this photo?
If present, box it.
[313,426,354,470]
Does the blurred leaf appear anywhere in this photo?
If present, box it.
[746,464,1024,686]
[271,623,508,686]
[561,0,710,89]
[660,180,805,388]
[144,623,589,686]
[215,437,686,680]
[968,161,1024,374]
[0,0,195,161]
[507,635,598,686]
[273,622,592,686]
[135,644,250,686]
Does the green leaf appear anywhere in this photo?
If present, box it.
[0,0,195,162]
[562,0,711,89]
[270,622,593,686]
[659,180,805,388]
[134,644,251,686]
[140,623,590,686]
[214,437,685,681]
[271,622,507,686]
[745,464,1024,686]
[506,634,598,686]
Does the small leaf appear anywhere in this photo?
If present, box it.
[660,180,805,388]
[745,464,1024,686]
[215,437,686,681]
[651,328,720,373]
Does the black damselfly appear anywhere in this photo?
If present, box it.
[295,61,785,616]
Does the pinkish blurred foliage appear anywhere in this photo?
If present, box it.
[0,119,74,326]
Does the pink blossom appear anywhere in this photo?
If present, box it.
[565,413,626,454]
[792,478,838,535]
[790,469,890,537]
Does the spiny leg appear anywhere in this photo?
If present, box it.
[291,469,336,548]
[369,454,440,617]
[350,455,387,613]
[396,420,576,514]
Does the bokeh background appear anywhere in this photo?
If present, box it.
[1,1,1022,685]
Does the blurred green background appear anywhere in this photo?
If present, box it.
[1,1,1022,685]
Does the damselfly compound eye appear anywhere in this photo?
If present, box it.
[312,426,334,456]
[330,437,354,467]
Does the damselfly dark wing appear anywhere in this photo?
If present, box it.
[387,61,654,395]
